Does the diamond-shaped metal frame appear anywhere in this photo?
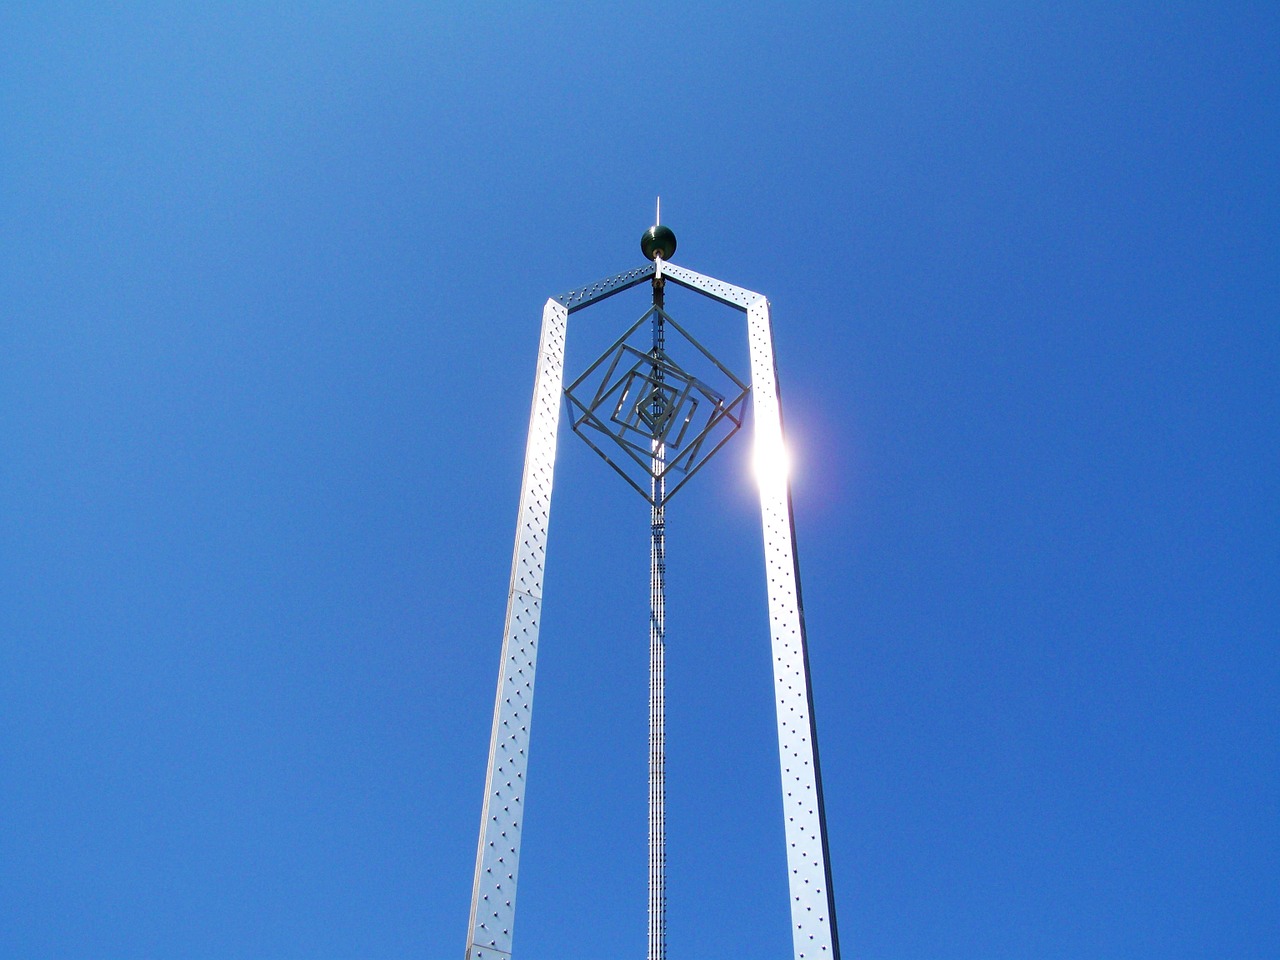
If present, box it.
[609,350,698,447]
[564,305,749,507]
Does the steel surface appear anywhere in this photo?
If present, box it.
[555,263,654,312]
[658,260,763,310]
[747,297,841,960]
[465,297,567,960]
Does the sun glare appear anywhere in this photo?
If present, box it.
[752,429,791,488]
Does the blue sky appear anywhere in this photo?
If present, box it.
[2,3,1276,958]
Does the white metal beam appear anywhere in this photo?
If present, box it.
[747,296,841,960]
[465,297,567,960]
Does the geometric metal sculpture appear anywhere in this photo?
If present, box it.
[564,302,749,505]
[466,219,841,960]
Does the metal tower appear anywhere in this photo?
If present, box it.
[465,219,840,960]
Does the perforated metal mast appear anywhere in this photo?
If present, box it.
[648,244,668,960]
[465,216,841,960]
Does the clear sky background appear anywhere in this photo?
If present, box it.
[2,3,1276,958]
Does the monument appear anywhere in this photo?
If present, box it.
[466,214,841,960]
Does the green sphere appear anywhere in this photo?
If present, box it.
[641,224,677,262]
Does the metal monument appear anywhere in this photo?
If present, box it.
[466,213,840,960]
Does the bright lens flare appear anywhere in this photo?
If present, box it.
[752,429,791,488]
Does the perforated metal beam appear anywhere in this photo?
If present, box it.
[659,260,760,309]
[555,263,655,313]
[747,296,841,960]
[465,297,567,960]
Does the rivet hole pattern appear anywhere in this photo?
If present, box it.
[748,300,837,960]
[467,301,567,958]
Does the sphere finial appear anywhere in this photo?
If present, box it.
[641,223,677,262]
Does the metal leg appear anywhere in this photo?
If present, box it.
[747,298,842,960]
[465,298,567,960]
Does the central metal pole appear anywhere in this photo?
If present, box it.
[648,268,667,960]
